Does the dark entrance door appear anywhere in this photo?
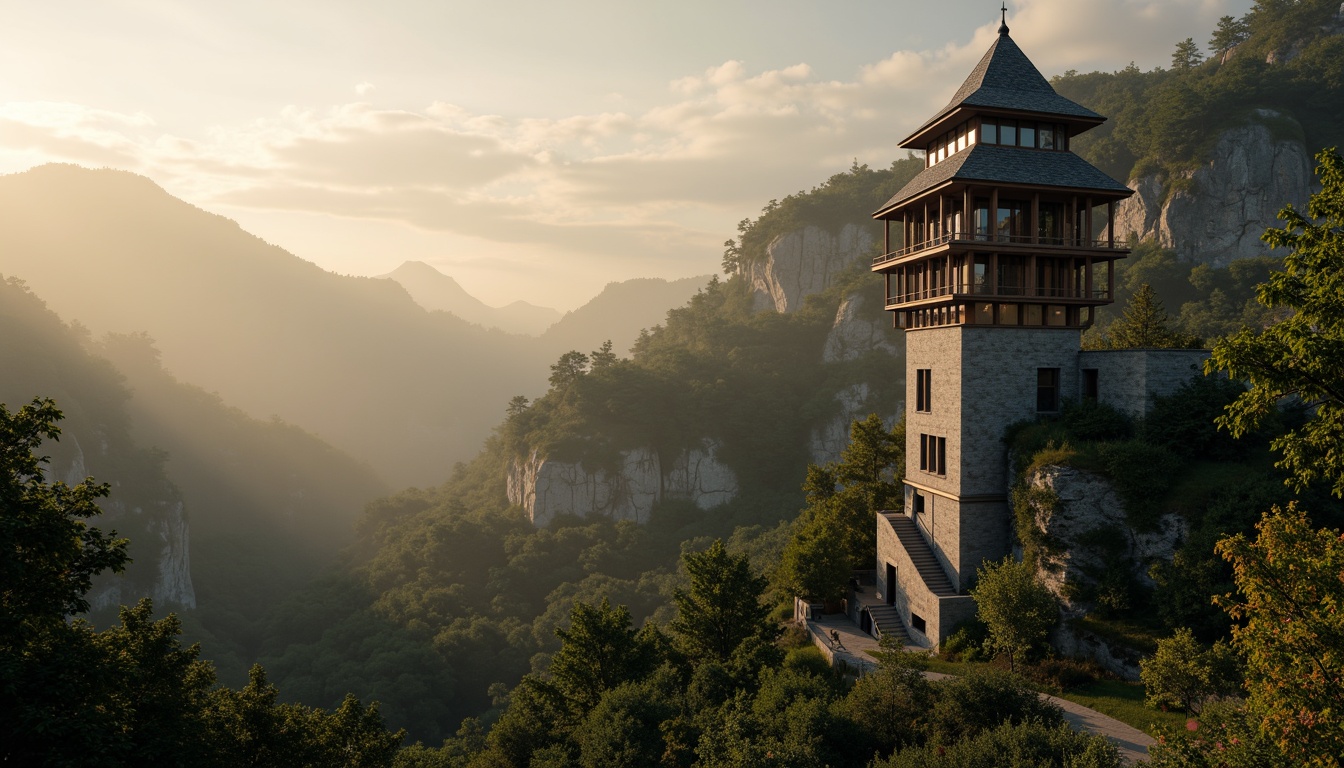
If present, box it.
[886,563,897,606]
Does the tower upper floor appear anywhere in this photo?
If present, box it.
[872,17,1133,332]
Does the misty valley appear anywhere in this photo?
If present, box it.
[6,2,1344,767]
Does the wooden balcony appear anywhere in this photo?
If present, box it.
[885,283,1112,311]
[872,229,1127,269]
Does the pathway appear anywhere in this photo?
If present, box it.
[802,615,1156,765]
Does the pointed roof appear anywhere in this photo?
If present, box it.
[899,26,1101,148]
[873,144,1131,217]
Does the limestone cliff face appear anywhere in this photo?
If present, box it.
[1112,118,1313,266]
[45,434,196,611]
[748,224,874,313]
[507,440,738,527]
[1024,464,1184,614]
[822,292,900,364]
[808,292,904,465]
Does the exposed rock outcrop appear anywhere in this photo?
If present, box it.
[507,440,738,527]
[748,224,874,313]
[44,434,197,611]
[822,292,901,364]
[807,292,904,465]
[1025,465,1185,613]
[1111,118,1312,266]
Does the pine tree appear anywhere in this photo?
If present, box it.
[1171,38,1204,69]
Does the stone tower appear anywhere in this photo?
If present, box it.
[869,14,1133,647]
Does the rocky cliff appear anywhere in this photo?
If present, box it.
[748,224,875,313]
[45,433,196,611]
[808,290,904,465]
[1112,117,1313,265]
[507,440,738,527]
[1023,464,1184,615]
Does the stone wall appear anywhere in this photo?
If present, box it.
[1076,348,1210,416]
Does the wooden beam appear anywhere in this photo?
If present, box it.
[1031,192,1039,245]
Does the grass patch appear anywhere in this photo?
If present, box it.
[1163,461,1257,517]
[920,655,1182,736]
[1071,616,1162,655]
[1057,679,1187,736]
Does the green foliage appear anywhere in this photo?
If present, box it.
[1146,700,1288,767]
[1054,0,1344,184]
[875,720,1123,768]
[726,158,924,271]
[1171,38,1205,69]
[0,400,405,766]
[1139,628,1242,714]
[926,670,1066,746]
[1084,283,1202,349]
[970,558,1059,672]
[671,540,773,664]
[0,397,126,635]
[549,598,662,714]
[777,414,905,600]
[1210,148,1344,497]
[1215,505,1344,766]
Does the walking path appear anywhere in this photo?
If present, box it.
[803,614,1155,765]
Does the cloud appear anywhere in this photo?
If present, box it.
[0,0,1251,276]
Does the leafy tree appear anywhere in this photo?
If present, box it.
[548,350,590,390]
[777,415,904,600]
[588,340,618,371]
[1209,148,1344,497]
[1172,37,1205,68]
[925,669,1065,746]
[0,397,127,638]
[1208,14,1251,54]
[838,641,934,756]
[969,557,1058,673]
[1087,283,1200,349]
[670,540,771,663]
[875,720,1122,768]
[549,597,660,713]
[1214,505,1344,766]
[505,395,530,417]
[1139,628,1241,714]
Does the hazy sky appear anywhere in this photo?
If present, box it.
[0,0,1253,310]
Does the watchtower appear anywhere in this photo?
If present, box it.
[870,11,1133,647]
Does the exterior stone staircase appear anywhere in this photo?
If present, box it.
[865,603,910,644]
[883,512,957,596]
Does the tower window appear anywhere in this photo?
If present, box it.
[1037,368,1061,412]
[915,369,932,412]
[919,434,947,475]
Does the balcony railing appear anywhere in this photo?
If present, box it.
[872,230,1123,267]
[885,285,1112,305]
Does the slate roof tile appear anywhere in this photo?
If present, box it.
[875,144,1132,215]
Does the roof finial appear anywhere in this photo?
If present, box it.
[999,2,1010,35]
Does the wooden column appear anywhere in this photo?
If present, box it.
[1085,196,1094,244]
[1107,201,1115,248]
[1085,257,1093,299]
[963,186,972,238]
[990,188,999,242]
[1031,193,1040,245]
[1070,196,1078,246]
[938,195,945,241]
[884,219,889,255]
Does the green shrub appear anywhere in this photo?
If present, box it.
[877,720,1124,768]
[939,618,990,663]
